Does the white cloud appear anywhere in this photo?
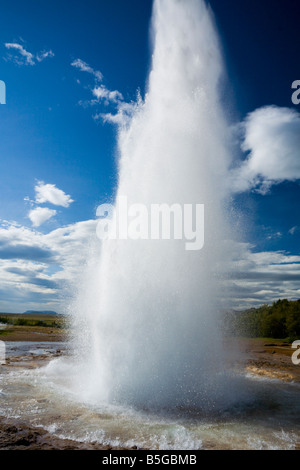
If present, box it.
[34,181,74,208]
[95,112,125,125]
[5,43,35,65]
[0,219,99,313]
[232,106,300,194]
[71,58,103,81]
[223,240,300,310]
[72,57,135,126]
[4,42,54,66]
[94,99,138,126]
[28,207,57,227]
[92,85,123,103]
[289,226,299,235]
[36,49,55,62]
[266,232,282,241]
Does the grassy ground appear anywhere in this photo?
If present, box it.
[230,336,293,356]
[0,313,68,342]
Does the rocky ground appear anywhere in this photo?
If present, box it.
[234,337,300,383]
[0,419,120,450]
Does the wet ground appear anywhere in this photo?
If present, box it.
[0,337,300,450]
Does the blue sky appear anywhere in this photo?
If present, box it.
[0,0,299,312]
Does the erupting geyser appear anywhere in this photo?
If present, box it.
[71,0,236,410]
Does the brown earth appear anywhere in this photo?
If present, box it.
[0,325,66,342]
[0,313,67,342]
[231,337,300,383]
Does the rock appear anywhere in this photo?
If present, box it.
[0,417,146,450]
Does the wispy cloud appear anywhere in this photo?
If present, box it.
[72,57,137,126]
[36,49,55,62]
[266,231,282,241]
[289,226,299,235]
[28,207,57,227]
[231,106,300,194]
[34,181,74,208]
[4,42,54,66]
[4,43,34,65]
[71,58,103,81]
[93,98,138,126]
[92,85,123,103]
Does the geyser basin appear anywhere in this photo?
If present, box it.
[1,352,300,450]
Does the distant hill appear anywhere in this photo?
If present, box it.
[23,310,59,315]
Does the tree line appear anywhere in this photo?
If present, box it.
[225,299,300,341]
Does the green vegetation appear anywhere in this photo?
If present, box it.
[0,328,14,336]
[0,314,64,329]
[225,299,300,342]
